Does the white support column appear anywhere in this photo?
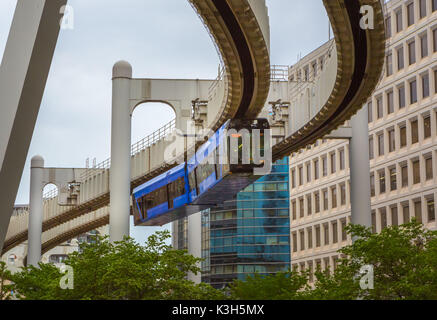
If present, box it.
[187,212,202,284]
[349,106,372,229]
[28,156,44,267]
[110,61,132,243]
[0,0,66,253]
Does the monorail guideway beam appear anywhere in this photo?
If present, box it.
[0,0,67,253]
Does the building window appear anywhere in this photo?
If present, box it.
[378,133,384,156]
[292,200,297,220]
[407,3,414,26]
[422,73,430,98]
[427,196,435,222]
[434,0,437,12]
[339,149,345,170]
[298,166,303,186]
[398,85,406,108]
[386,51,393,76]
[299,197,304,218]
[370,173,375,197]
[396,9,403,33]
[292,233,297,252]
[369,136,374,160]
[314,159,319,180]
[307,194,312,215]
[390,167,397,191]
[388,128,395,152]
[377,96,383,119]
[387,90,394,114]
[315,192,320,213]
[414,200,423,223]
[391,206,399,226]
[300,230,305,250]
[420,0,427,19]
[386,16,391,38]
[413,159,421,184]
[331,186,337,209]
[408,41,416,65]
[322,156,328,177]
[315,226,321,247]
[411,119,419,144]
[368,101,373,123]
[397,46,404,70]
[425,156,433,180]
[379,170,386,194]
[432,28,437,55]
[403,204,410,223]
[340,183,346,205]
[291,169,296,188]
[410,79,417,103]
[371,210,377,233]
[323,190,328,211]
[324,224,329,245]
[380,208,387,230]
[330,153,336,174]
[400,125,407,147]
[306,163,311,183]
[401,163,409,187]
[420,33,428,58]
[307,227,313,249]
[424,114,431,138]
[341,219,347,241]
[332,222,338,244]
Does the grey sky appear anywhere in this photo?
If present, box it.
[0,0,329,244]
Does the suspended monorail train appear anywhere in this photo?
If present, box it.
[132,118,270,226]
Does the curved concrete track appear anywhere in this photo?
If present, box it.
[2,0,385,257]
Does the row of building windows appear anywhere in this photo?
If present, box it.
[291,217,350,253]
[291,255,343,282]
[290,147,347,188]
[385,0,437,38]
[368,69,437,123]
[386,26,437,77]
[291,181,349,220]
[369,112,435,159]
[370,152,435,197]
[371,194,436,233]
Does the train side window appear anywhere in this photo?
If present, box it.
[188,170,197,191]
[169,177,186,201]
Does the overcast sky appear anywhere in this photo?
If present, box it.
[0,0,329,244]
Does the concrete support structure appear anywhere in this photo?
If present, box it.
[27,156,87,266]
[28,156,45,267]
[187,213,202,283]
[349,106,372,229]
[109,61,133,243]
[0,0,66,254]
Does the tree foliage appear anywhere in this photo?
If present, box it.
[10,231,225,300]
[0,261,13,300]
[231,222,437,300]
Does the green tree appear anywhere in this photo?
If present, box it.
[0,261,13,300]
[311,222,437,300]
[230,222,437,300]
[10,231,225,300]
[229,270,309,300]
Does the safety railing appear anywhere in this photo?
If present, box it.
[80,118,176,181]
[271,65,289,81]
[43,187,59,200]
[131,119,176,155]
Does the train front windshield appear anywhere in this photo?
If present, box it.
[226,118,269,169]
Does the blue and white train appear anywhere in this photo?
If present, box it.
[132,118,270,226]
